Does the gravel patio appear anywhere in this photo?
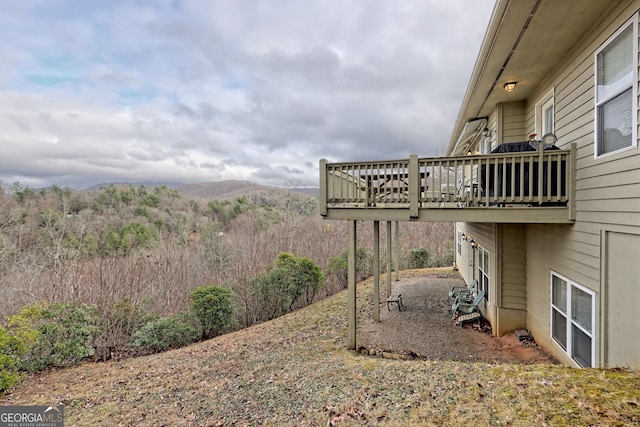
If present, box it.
[357,272,557,364]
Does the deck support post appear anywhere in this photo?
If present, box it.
[386,221,392,296]
[347,220,357,350]
[538,145,544,205]
[319,158,327,216]
[409,154,419,217]
[394,221,400,282]
[373,221,380,322]
[569,143,577,220]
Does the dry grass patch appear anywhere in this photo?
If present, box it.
[1,269,639,426]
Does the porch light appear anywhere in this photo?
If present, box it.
[461,233,467,241]
[503,82,517,92]
[470,240,477,248]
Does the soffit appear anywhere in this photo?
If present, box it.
[448,0,626,154]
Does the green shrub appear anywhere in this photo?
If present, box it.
[132,312,202,353]
[409,247,430,269]
[251,253,325,320]
[328,247,374,288]
[0,326,22,392]
[190,286,236,339]
[9,302,99,372]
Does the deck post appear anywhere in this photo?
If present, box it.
[409,154,419,217]
[347,220,357,350]
[394,221,400,282]
[538,146,544,205]
[569,143,577,220]
[319,159,327,216]
[373,221,380,322]
[386,221,392,296]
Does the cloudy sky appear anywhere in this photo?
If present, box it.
[1,0,494,189]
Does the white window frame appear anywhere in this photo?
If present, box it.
[535,88,555,137]
[550,271,596,368]
[478,246,489,302]
[594,15,638,158]
[456,230,462,255]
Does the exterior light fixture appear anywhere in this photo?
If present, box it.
[504,82,517,92]
[470,240,477,248]
[461,233,467,241]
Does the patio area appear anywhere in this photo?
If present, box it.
[357,272,557,364]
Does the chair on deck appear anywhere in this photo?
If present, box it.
[447,279,477,304]
[451,289,485,319]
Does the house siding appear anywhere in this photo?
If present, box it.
[501,101,526,143]
[494,224,527,336]
[525,223,601,366]
[455,223,497,325]
[519,1,640,367]
[499,224,526,311]
[446,0,640,368]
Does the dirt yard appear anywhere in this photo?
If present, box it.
[357,272,557,364]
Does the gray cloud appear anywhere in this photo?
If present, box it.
[0,0,493,189]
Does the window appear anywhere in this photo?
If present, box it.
[594,16,638,157]
[478,246,489,301]
[456,230,462,255]
[536,89,554,137]
[479,131,493,154]
[542,98,554,135]
[551,272,596,367]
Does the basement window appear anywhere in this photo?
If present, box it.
[551,272,596,367]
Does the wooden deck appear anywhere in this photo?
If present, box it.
[319,144,576,224]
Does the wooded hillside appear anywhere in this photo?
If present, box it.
[0,181,453,364]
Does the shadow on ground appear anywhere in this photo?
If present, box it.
[357,272,557,364]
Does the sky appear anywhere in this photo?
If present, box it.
[0,0,494,190]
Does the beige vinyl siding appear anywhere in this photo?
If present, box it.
[526,1,640,230]
[525,223,601,365]
[499,224,526,310]
[455,223,497,324]
[488,111,498,151]
[604,231,640,368]
[501,101,526,143]
[578,182,640,199]
[553,56,594,145]
[454,1,640,360]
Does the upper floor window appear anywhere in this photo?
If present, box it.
[594,16,638,158]
[542,99,554,135]
[536,89,554,137]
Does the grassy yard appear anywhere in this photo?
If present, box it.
[1,269,639,426]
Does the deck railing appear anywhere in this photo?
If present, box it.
[319,144,576,218]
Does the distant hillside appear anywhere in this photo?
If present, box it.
[85,182,182,191]
[83,179,319,201]
[290,187,320,197]
[178,180,279,200]
[178,180,319,200]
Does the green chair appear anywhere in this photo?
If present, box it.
[451,289,485,319]
[447,279,477,304]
